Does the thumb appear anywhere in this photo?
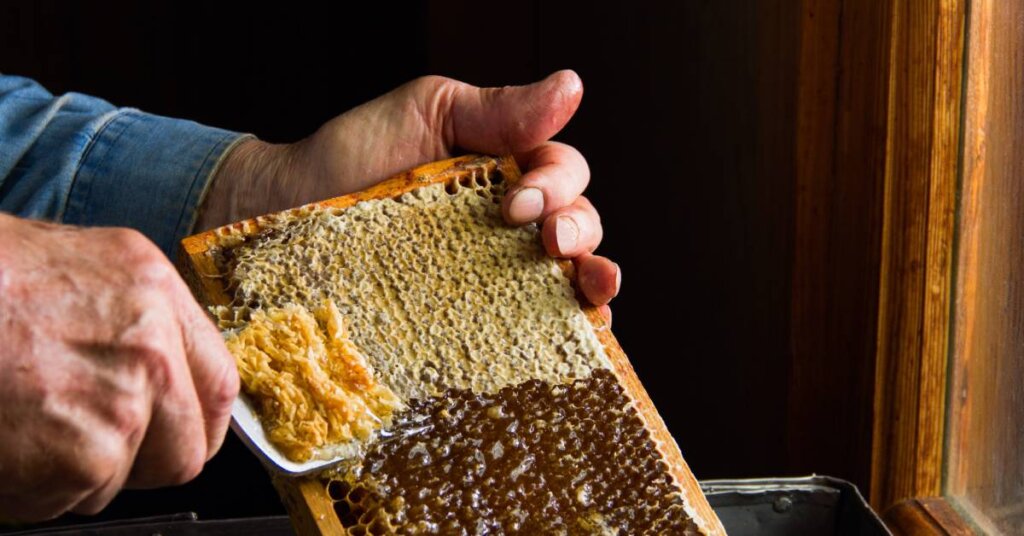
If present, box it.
[446,70,583,155]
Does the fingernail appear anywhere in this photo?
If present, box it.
[614,263,622,297]
[509,188,544,222]
[555,216,579,254]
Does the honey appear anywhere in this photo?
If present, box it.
[324,370,700,535]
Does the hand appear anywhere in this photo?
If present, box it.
[0,214,238,521]
[199,71,620,321]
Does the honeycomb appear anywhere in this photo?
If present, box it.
[213,172,609,402]
[224,300,400,462]
[324,369,701,536]
[202,163,707,533]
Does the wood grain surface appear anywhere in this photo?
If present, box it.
[885,497,976,536]
[871,0,965,510]
[790,0,892,493]
[947,0,1024,533]
[179,155,725,536]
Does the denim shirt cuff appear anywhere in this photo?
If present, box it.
[62,108,253,258]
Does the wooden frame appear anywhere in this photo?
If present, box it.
[884,498,976,536]
[871,0,965,510]
[945,0,1024,533]
[868,0,1024,534]
[795,0,975,532]
[179,155,725,535]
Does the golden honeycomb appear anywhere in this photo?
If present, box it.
[214,171,609,404]
[200,161,710,534]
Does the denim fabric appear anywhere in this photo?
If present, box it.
[0,74,251,257]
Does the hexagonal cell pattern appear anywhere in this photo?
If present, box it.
[324,369,699,535]
[215,172,609,403]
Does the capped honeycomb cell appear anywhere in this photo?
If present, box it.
[214,172,610,404]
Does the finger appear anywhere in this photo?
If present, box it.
[446,70,583,155]
[541,196,603,258]
[504,142,591,224]
[597,305,613,328]
[171,277,239,461]
[123,299,208,489]
[70,377,151,514]
[575,253,621,306]
[128,252,238,464]
[69,453,128,515]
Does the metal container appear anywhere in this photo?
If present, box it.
[702,475,892,536]
[7,475,891,535]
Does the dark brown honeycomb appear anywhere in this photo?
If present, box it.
[324,369,701,535]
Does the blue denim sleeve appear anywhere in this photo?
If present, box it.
[0,74,253,257]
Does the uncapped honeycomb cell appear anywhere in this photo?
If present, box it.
[324,369,701,536]
[214,172,610,401]
[225,300,400,462]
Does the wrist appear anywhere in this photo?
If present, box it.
[195,138,295,231]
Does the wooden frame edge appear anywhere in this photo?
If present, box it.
[871,0,966,510]
[884,497,976,535]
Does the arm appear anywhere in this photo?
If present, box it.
[0,75,243,520]
[0,71,618,522]
[201,71,621,316]
[0,74,249,257]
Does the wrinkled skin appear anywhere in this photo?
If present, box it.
[0,217,238,521]
[0,70,619,521]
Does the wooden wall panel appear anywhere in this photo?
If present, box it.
[789,0,893,489]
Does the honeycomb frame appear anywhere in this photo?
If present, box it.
[178,155,726,536]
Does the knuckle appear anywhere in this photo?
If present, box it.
[577,194,595,210]
[65,443,120,493]
[408,75,452,95]
[110,229,176,286]
[135,343,175,393]
[405,76,461,140]
[109,227,153,255]
[566,142,590,171]
[167,443,206,485]
[110,395,149,444]
[132,257,179,290]
[208,360,240,416]
[574,196,600,223]
[115,308,183,398]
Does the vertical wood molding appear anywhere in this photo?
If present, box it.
[871,0,966,510]
[946,0,1024,530]
[945,0,990,501]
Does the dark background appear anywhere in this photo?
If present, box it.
[1,0,819,524]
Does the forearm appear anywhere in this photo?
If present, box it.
[0,74,250,257]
